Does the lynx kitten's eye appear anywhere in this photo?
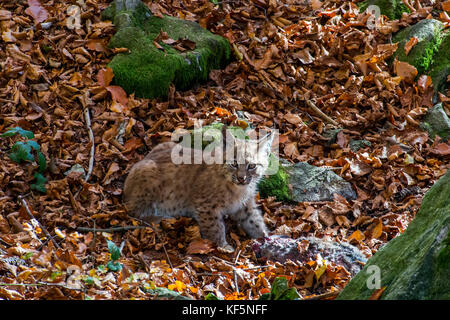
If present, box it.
[247,163,256,170]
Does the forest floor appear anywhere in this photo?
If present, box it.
[0,0,449,300]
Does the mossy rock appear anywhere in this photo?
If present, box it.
[338,170,450,299]
[428,31,450,94]
[258,160,357,203]
[392,19,444,74]
[101,0,231,99]
[357,0,409,20]
[420,103,450,141]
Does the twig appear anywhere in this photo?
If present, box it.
[233,269,239,294]
[83,107,95,183]
[18,195,60,249]
[76,226,147,233]
[305,100,339,126]
[0,282,85,292]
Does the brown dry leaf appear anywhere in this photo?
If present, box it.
[394,60,418,83]
[404,37,418,56]
[369,286,387,300]
[86,39,107,52]
[103,162,120,185]
[367,219,383,239]
[0,10,12,20]
[429,143,450,156]
[25,0,48,24]
[186,239,214,255]
[98,68,114,87]
[106,85,128,106]
[311,0,323,10]
[284,142,300,159]
[284,113,303,125]
[417,75,432,92]
[253,45,279,70]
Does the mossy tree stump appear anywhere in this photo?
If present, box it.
[102,0,231,99]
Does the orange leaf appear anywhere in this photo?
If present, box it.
[370,219,383,239]
[369,286,386,300]
[214,107,231,117]
[259,288,271,295]
[97,67,114,87]
[168,280,187,292]
[404,37,418,56]
[442,0,450,12]
[106,85,128,106]
[25,0,48,24]
[348,230,365,241]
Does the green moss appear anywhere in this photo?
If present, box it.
[358,0,409,20]
[257,157,292,202]
[420,103,450,140]
[103,1,230,99]
[428,31,450,93]
[392,19,444,74]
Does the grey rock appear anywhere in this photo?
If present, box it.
[288,162,357,202]
[252,235,367,276]
[421,103,450,140]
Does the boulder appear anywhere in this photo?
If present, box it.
[357,0,409,20]
[338,170,450,299]
[429,31,450,94]
[258,160,357,203]
[392,19,444,74]
[252,235,367,275]
[420,103,450,141]
[101,0,230,99]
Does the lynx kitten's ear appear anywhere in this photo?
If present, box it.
[257,130,274,155]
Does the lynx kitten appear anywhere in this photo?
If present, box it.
[123,127,272,252]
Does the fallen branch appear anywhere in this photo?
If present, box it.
[302,290,342,300]
[305,100,339,126]
[18,195,61,249]
[0,282,85,292]
[76,225,147,233]
[83,107,95,183]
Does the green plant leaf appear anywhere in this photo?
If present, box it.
[31,172,47,193]
[27,140,40,151]
[1,127,34,139]
[143,287,192,300]
[37,151,47,172]
[267,277,301,300]
[258,292,271,300]
[204,293,221,300]
[107,240,121,261]
[106,260,123,272]
[9,141,34,163]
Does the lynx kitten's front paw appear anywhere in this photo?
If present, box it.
[217,243,235,253]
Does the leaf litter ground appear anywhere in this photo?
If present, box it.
[0,0,449,300]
